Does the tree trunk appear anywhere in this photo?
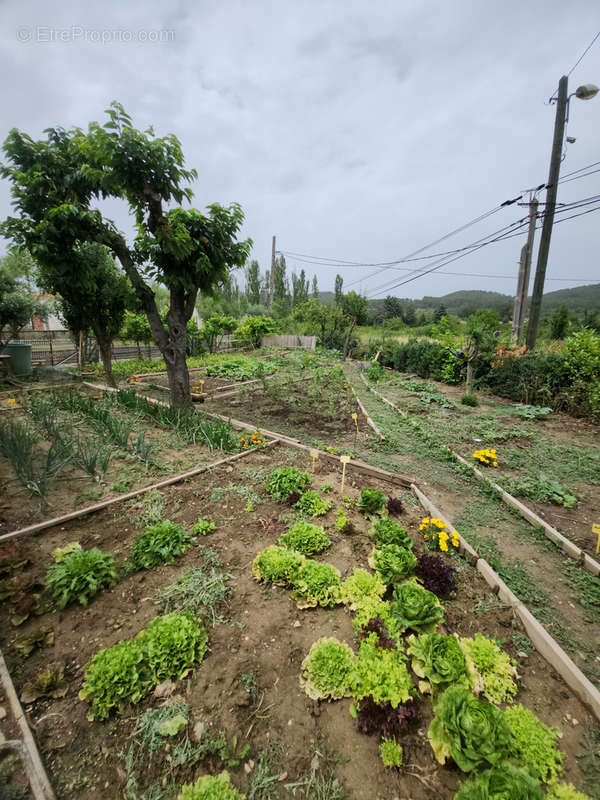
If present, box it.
[163,302,191,408]
[136,340,142,359]
[342,319,356,361]
[96,333,116,388]
[466,359,474,396]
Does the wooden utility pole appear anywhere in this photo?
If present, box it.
[526,76,568,350]
[268,235,276,309]
[511,197,538,344]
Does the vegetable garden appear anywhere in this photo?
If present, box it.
[0,350,599,800]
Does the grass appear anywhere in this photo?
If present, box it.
[156,565,232,626]
[248,744,285,800]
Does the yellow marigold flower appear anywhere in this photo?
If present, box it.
[7,398,16,405]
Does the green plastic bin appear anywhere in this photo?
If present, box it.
[2,343,33,376]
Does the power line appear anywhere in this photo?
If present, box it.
[567,30,600,77]
[558,168,600,186]
[559,159,600,180]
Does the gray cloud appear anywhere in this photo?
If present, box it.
[0,0,598,301]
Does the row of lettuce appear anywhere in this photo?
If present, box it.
[250,466,590,800]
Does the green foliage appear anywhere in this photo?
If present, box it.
[357,488,387,516]
[177,771,245,800]
[513,404,552,420]
[340,568,386,610]
[349,633,414,707]
[369,544,417,585]
[365,362,384,382]
[235,315,277,347]
[0,418,70,498]
[546,784,591,800]
[504,704,563,783]
[428,686,513,772]
[156,565,231,626]
[300,637,355,700]
[191,519,216,536]
[130,521,193,570]
[278,521,330,555]
[290,560,342,608]
[453,762,544,799]
[80,612,208,720]
[265,466,312,501]
[293,490,332,518]
[458,634,518,705]
[0,258,43,347]
[502,473,577,508]
[370,518,413,549]
[407,633,472,695]
[460,394,479,407]
[251,545,306,585]
[379,738,403,768]
[202,354,273,381]
[389,579,445,633]
[336,508,353,533]
[46,547,117,608]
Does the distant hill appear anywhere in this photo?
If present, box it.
[363,284,600,317]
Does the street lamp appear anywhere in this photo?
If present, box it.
[525,77,598,350]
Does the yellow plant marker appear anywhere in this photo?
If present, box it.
[340,455,351,493]
[309,449,319,474]
[199,379,205,392]
[593,523,600,554]
[351,412,359,434]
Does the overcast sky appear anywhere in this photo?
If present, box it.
[1,1,598,301]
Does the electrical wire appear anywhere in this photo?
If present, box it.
[567,30,600,77]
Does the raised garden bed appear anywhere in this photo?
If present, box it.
[0,444,595,799]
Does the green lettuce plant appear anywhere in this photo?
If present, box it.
[428,686,513,773]
[293,490,332,517]
[407,632,472,695]
[177,771,245,800]
[349,633,414,708]
[351,598,397,636]
[80,612,208,721]
[369,544,417,585]
[290,560,342,608]
[130,521,192,570]
[379,737,403,768]
[340,568,386,610]
[504,704,563,783]
[357,488,387,516]
[278,521,330,555]
[370,518,413,549]
[336,508,354,533]
[251,545,306,584]
[265,466,311,501]
[389,579,445,633]
[300,637,355,700]
[459,634,518,704]
[191,518,216,536]
[545,783,591,800]
[453,761,544,799]
[46,547,117,608]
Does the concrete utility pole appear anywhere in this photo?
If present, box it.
[268,235,276,309]
[511,196,538,345]
[526,76,569,350]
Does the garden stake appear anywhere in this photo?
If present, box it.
[594,523,600,554]
[351,412,359,433]
[340,455,350,493]
[309,449,318,474]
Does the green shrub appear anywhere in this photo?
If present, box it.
[365,362,384,382]
[369,544,417,585]
[278,521,330,555]
[177,771,245,800]
[265,466,311,501]
[293,490,332,518]
[80,612,208,721]
[460,393,479,407]
[370,518,413,549]
[357,488,387,516]
[251,545,306,584]
[130,521,192,569]
[46,547,117,608]
[191,518,216,536]
[300,637,355,700]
